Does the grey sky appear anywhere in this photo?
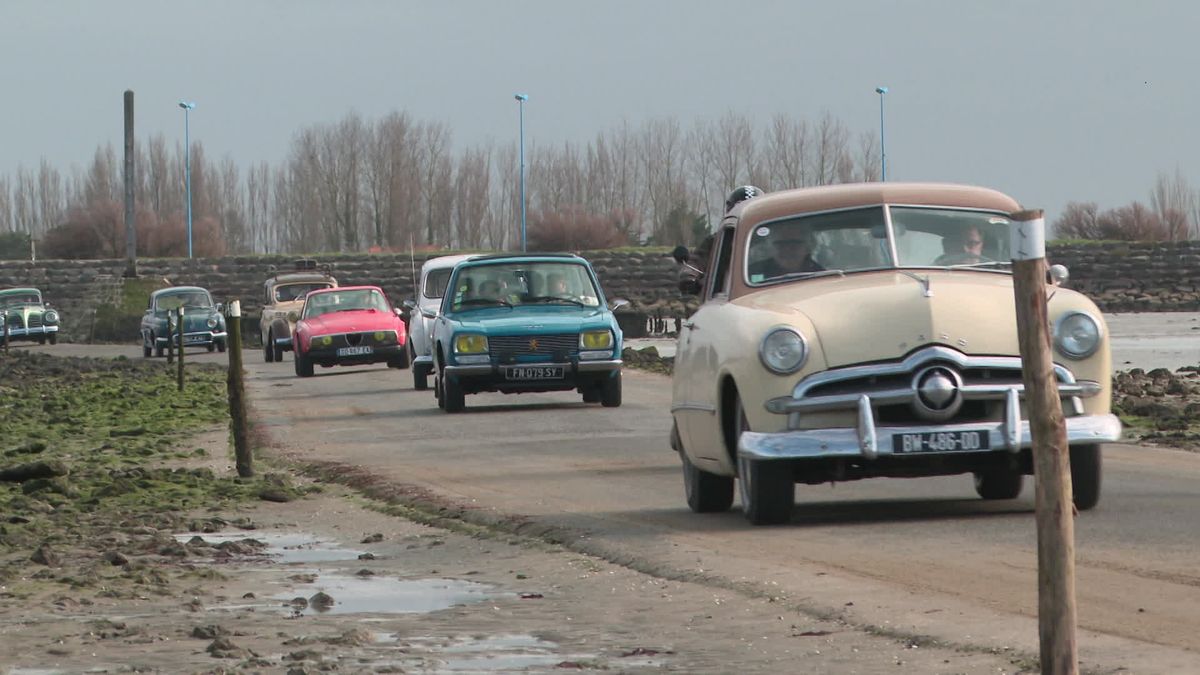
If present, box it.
[2,0,1195,221]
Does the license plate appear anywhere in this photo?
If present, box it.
[506,366,564,380]
[185,335,206,344]
[337,346,373,357]
[893,430,990,454]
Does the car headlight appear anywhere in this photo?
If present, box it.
[759,327,808,374]
[580,330,613,350]
[207,316,218,328]
[454,334,488,354]
[1054,311,1102,359]
[43,310,58,325]
[318,335,333,347]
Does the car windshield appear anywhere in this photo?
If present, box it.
[303,289,391,318]
[275,282,333,303]
[448,262,600,311]
[156,291,212,311]
[0,292,40,308]
[745,206,1012,285]
[423,268,452,299]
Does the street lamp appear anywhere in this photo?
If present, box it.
[514,93,528,252]
[874,86,888,181]
[178,100,196,258]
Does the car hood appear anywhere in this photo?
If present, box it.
[301,309,400,335]
[740,270,1087,369]
[449,307,610,334]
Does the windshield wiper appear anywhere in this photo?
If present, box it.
[771,269,847,282]
[947,261,1011,270]
[457,298,513,308]
[525,295,586,307]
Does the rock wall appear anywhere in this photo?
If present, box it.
[1,241,1197,342]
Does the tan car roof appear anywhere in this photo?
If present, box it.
[728,182,1023,299]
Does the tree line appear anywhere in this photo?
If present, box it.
[2,108,1195,260]
[0,110,879,258]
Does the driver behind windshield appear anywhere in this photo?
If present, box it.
[934,225,986,265]
[751,230,824,280]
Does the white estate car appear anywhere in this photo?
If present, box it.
[404,254,476,390]
[671,182,1121,525]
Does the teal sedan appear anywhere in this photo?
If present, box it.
[430,253,626,412]
[140,286,227,357]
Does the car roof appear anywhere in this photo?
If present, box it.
[0,287,40,295]
[731,182,1021,223]
[152,286,211,297]
[421,254,478,272]
[306,285,384,294]
[269,272,336,284]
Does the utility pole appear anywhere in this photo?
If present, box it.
[123,90,138,278]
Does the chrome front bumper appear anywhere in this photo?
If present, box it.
[741,390,1122,462]
[157,330,227,344]
[4,325,58,337]
[443,358,622,377]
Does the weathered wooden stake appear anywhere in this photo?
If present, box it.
[166,311,174,364]
[176,306,185,392]
[2,311,8,353]
[1011,208,1077,675]
[226,301,253,477]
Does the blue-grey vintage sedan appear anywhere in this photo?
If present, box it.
[140,286,227,357]
[430,253,625,412]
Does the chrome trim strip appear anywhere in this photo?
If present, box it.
[739,414,1122,462]
[766,379,1101,414]
[672,402,718,413]
[1004,388,1020,451]
[442,364,493,376]
[577,359,622,372]
[856,394,877,459]
[443,359,622,377]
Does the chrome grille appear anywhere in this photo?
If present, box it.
[27,314,42,328]
[489,333,578,358]
[4,313,23,330]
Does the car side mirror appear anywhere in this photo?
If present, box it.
[394,307,404,317]
[609,298,630,312]
[1048,264,1069,286]
[402,299,417,310]
[420,308,438,320]
[216,302,225,313]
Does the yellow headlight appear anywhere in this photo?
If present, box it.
[455,334,488,354]
[318,335,333,347]
[374,331,386,343]
[581,330,613,350]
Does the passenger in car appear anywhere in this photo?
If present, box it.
[934,225,987,265]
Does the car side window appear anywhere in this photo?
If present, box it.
[706,226,736,300]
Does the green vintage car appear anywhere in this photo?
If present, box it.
[140,286,227,357]
[0,287,60,345]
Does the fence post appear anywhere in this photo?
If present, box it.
[176,307,185,392]
[1011,208,1077,675]
[166,311,174,364]
[2,311,8,353]
[226,300,253,477]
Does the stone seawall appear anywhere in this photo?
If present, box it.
[2,241,1198,342]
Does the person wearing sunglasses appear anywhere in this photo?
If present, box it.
[934,225,989,265]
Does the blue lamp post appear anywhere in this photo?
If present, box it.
[178,100,196,258]
[874,86,888,181]
[514,93,528,252]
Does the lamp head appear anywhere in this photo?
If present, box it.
[514,93,528,102]
[875,86,888,95]
[178,100,196,110]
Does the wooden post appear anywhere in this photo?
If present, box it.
[1011,208,1077,675]
[122,89,138,279]
[226,301,253,477]
[176,307,185,391]
[166,311,174,364]
[2,311,8,353]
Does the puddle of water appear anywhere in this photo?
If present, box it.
[379,634,598,672]
[172,530,365,563]
[271,574,492,615]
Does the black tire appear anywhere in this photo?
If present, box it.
[294,349,314,378]
[734,398,793,525]
[682,451,734,514]
[47,333,56,345]
[207,342,216,353]
[600,371,622,408]
[142,334,152,358]
[581,388,600,404]
[442,370,465,413]
[36,335,46,345]
[216,339,226,353]
[1070,444,1102,511]
[264,331,275,363]
[413,366,429,391]
[434,370,445,409]
[154,334,164,358]
[388,348,410,369]
[973,468,1024,500]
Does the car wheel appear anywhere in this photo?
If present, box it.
[216,339,226,353]
[142,334,152,358]
[734,398,793,525]
[294,349,314,378]
[600,371,622,408]
[413,359,429,391]
[581,387,600,404]
[207,342,216,353]
[37,335,46,345]
[442,370,465,413]
[973,468,1024,500]
[680,421,734,513]
[388,348,410,369]
[154,334,164,358]
[1070,444,1102,511]
[47,333,56,345]
[264,331,274,362]
[434,370,445,409]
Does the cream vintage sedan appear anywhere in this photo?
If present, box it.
[671,183,1121,525]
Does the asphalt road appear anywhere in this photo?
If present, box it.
[15,338,1200,670]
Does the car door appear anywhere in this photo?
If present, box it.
[674,225,736,468]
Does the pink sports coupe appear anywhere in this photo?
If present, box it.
[293,286,409,377]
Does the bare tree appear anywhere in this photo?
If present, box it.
[811,112,850,186]
[453,144,491,249]
[1149,168,1195,240]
